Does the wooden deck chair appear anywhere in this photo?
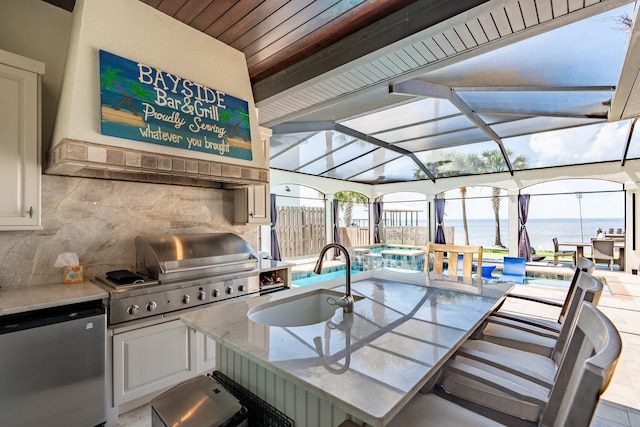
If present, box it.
[553,237,576,267]
[478,257,596,354]
[425,243,482,279]
[387,300,621,427]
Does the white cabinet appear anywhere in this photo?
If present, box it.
[234,184,270,225]
[112,319,216,407]
[0,50,44,230]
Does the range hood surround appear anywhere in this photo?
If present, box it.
[47,139,268,188]
[48,0,269,188]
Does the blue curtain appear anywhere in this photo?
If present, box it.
[270,194,282,261]
[373,200,383,244]
[518,194,532,261]
[435,198,446,244]
[333,198,341,256]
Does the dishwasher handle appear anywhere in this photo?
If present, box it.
[0,300,105,334]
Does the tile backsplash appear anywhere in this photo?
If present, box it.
[0,175,254,288]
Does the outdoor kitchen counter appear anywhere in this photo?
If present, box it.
[0,282,108,316]
[182,269,513,426]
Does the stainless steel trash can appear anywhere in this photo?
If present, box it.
[151,376,248,427]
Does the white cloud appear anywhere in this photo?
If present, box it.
[528,122,629,167]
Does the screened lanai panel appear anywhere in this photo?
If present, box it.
[270,131,356,171]
[624,120,640,160]
[374,114,475,143]
[503,121,633,169]
[341,98,460,134]
[457,91,615,118]
[414,141,506,178]
[350,155,423,182]
[398,128,490,152]
[298,138,379,174]
[490,116,606,139]
[421,5,632,88]
[270,132,317,158]
[320,148,402,180]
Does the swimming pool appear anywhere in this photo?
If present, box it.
[291,265,609,293]
[291,269,363,286]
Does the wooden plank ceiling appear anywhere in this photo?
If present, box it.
[143,0,420,83]
[44,0,419,83]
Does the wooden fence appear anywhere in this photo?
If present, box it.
[383,226,430,246]
[275,207,438,258]
[275,206,326,258]
[339,227,369,247]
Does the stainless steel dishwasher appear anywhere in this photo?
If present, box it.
[0,300,106,427]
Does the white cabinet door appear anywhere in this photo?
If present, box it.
[113,320,194,405]
[234,184,270,225]
[195,331,216,374]
[0,59,42,230]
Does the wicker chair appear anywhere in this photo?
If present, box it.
[591,238,615,271]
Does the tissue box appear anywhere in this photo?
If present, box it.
[63,265,84,284]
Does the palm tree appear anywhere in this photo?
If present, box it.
[460,186,469,244]
[323,131,358,176]
[335,190,368,227]
[414,152,481,245]
[479,149,527,247]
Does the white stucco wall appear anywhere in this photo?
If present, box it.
[52,0,267,168]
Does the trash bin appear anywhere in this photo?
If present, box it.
[151,376,248,427]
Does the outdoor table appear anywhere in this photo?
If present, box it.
[558,241,625,269]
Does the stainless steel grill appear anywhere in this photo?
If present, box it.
[94,233,260,325]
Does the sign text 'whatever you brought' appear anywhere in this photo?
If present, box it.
[99,50,252,160]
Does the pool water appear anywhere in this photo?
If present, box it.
[291,269,362,286]
[366,245,423,253]
[292,266,611,294]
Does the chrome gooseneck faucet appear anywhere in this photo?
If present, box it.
[314,243,354,313]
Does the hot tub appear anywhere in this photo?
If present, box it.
[352,244,425,271]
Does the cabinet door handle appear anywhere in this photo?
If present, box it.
[28,206,33,218]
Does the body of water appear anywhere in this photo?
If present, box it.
[442,218,624,251]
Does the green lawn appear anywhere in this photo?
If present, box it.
[482,248,567,262]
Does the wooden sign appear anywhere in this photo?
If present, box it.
[99,50,252,160]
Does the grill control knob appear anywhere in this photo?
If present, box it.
[198,290,206,301]
[146,301,157,312]
[238,285,246,292]
[182,295,191,304]
[127,305,139,315]
[212,289,220,298]
[225,286,234,295]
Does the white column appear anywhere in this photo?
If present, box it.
[325,193,335,259]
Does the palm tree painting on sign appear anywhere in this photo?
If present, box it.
[100,65,153,127]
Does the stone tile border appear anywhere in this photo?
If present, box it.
[46,139,269,188]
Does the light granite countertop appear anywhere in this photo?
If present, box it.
[0,282,108,316]
[182,269,513,426]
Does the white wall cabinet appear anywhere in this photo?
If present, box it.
[0,50,44,230]
[234,184,271,225]
[112,319,216,408]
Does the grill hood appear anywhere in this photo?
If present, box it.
[135,233,258,282]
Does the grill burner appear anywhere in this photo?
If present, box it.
[95,233,260,325]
